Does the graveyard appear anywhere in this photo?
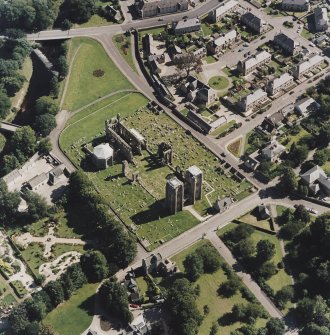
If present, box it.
[61,97,253,250]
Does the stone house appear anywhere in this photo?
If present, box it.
[172,18,201,34]
[208,0,239,22]
[134,0,188,18]
[237,50,271,75]
[237,89,268,115]
[301,165,330,196]
[207,30,238,55]
[180,75,217,105]
[240,12,266,34]
[291,54,324,80]
[281,0,310,12]
[266,72,294,96]
[261,139,286,162]
[314,7,328,32]
[273,33,300,55]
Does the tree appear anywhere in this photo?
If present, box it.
[318,124,330,147]
[234,238,256,260]
[275,285,294,309]
[165,278,202,335]
[265,318,285,335]
[35,96,58,115]
[24,298,47,321]
[210,323,219,335]
[224,223,254,244]
[49,75,59,98]
[80,250,109,282]
[39,325,58,335]
[8,304,29,335]
[1,154,20,175]
[10,126,37,163]
[65,0,96,23]
[56,55,69,78]
[0,180,20,226]
[313,148,330,166]
[24,191,49,220]
[38,138,52,155]
[294,205,311,224]
[44,280,65,308]
[0,90,11,118]
[174,53,202,77]
[278,167,297,194]
[35,113,57,136]
[219,277,241,297]
[183,252,204,281]
[256,240,275,263]
[287,143,308,167]
[257,261,277,280]
[196,244,222,273]
[99,278,132,325]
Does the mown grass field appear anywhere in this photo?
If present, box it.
[62,37,133,111]
[172,240,268,335]
[44,283,98,335]
[113,34,137,72]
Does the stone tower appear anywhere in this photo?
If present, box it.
[185,165,203,205]
[166,177,184,214]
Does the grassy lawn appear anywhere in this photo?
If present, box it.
[239,212,272,231]
[28,218,49,237]
[201,23,213,36]
[218,224,292,294]
[172,240,268,335]
[208,76,230,90]
[279,126,310,149]
[228,138,242,157]
[301,28,314,40]
[62,37,133,111]
[138,27,166,39]
[20,243,46,276]
[205,55,217,64]
[60,92,148,151]
[211,120,236,137]
[113,34,137,72]
[0,293,17,307]
[276,205,289,217]
[51,244,85,260]
[44,283,98,335]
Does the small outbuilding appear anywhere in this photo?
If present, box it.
[92,143,114,170]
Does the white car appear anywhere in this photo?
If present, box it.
[307,208,318,214]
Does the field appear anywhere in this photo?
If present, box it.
[172,240,268,335]
[218,223,292,294]
[44,283,98,335]
[62,37,133,111]
[208,76,230,90]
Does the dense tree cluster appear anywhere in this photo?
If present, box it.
[99,278,132,325]
[183,244,222,281]
[0,126,37,176]
[9,263,87,335]
[165,278,203,335]
[23,191,50,221]
[0,179,21,226]
[0,0,57,32]
[223,223,280,298]
[68,171,137,268]
[80,250,109,282]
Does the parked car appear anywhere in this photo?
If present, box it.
[260,35,266,40]
[307,208,318,214]
[243,42,249,47]
[238,48,244,52]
